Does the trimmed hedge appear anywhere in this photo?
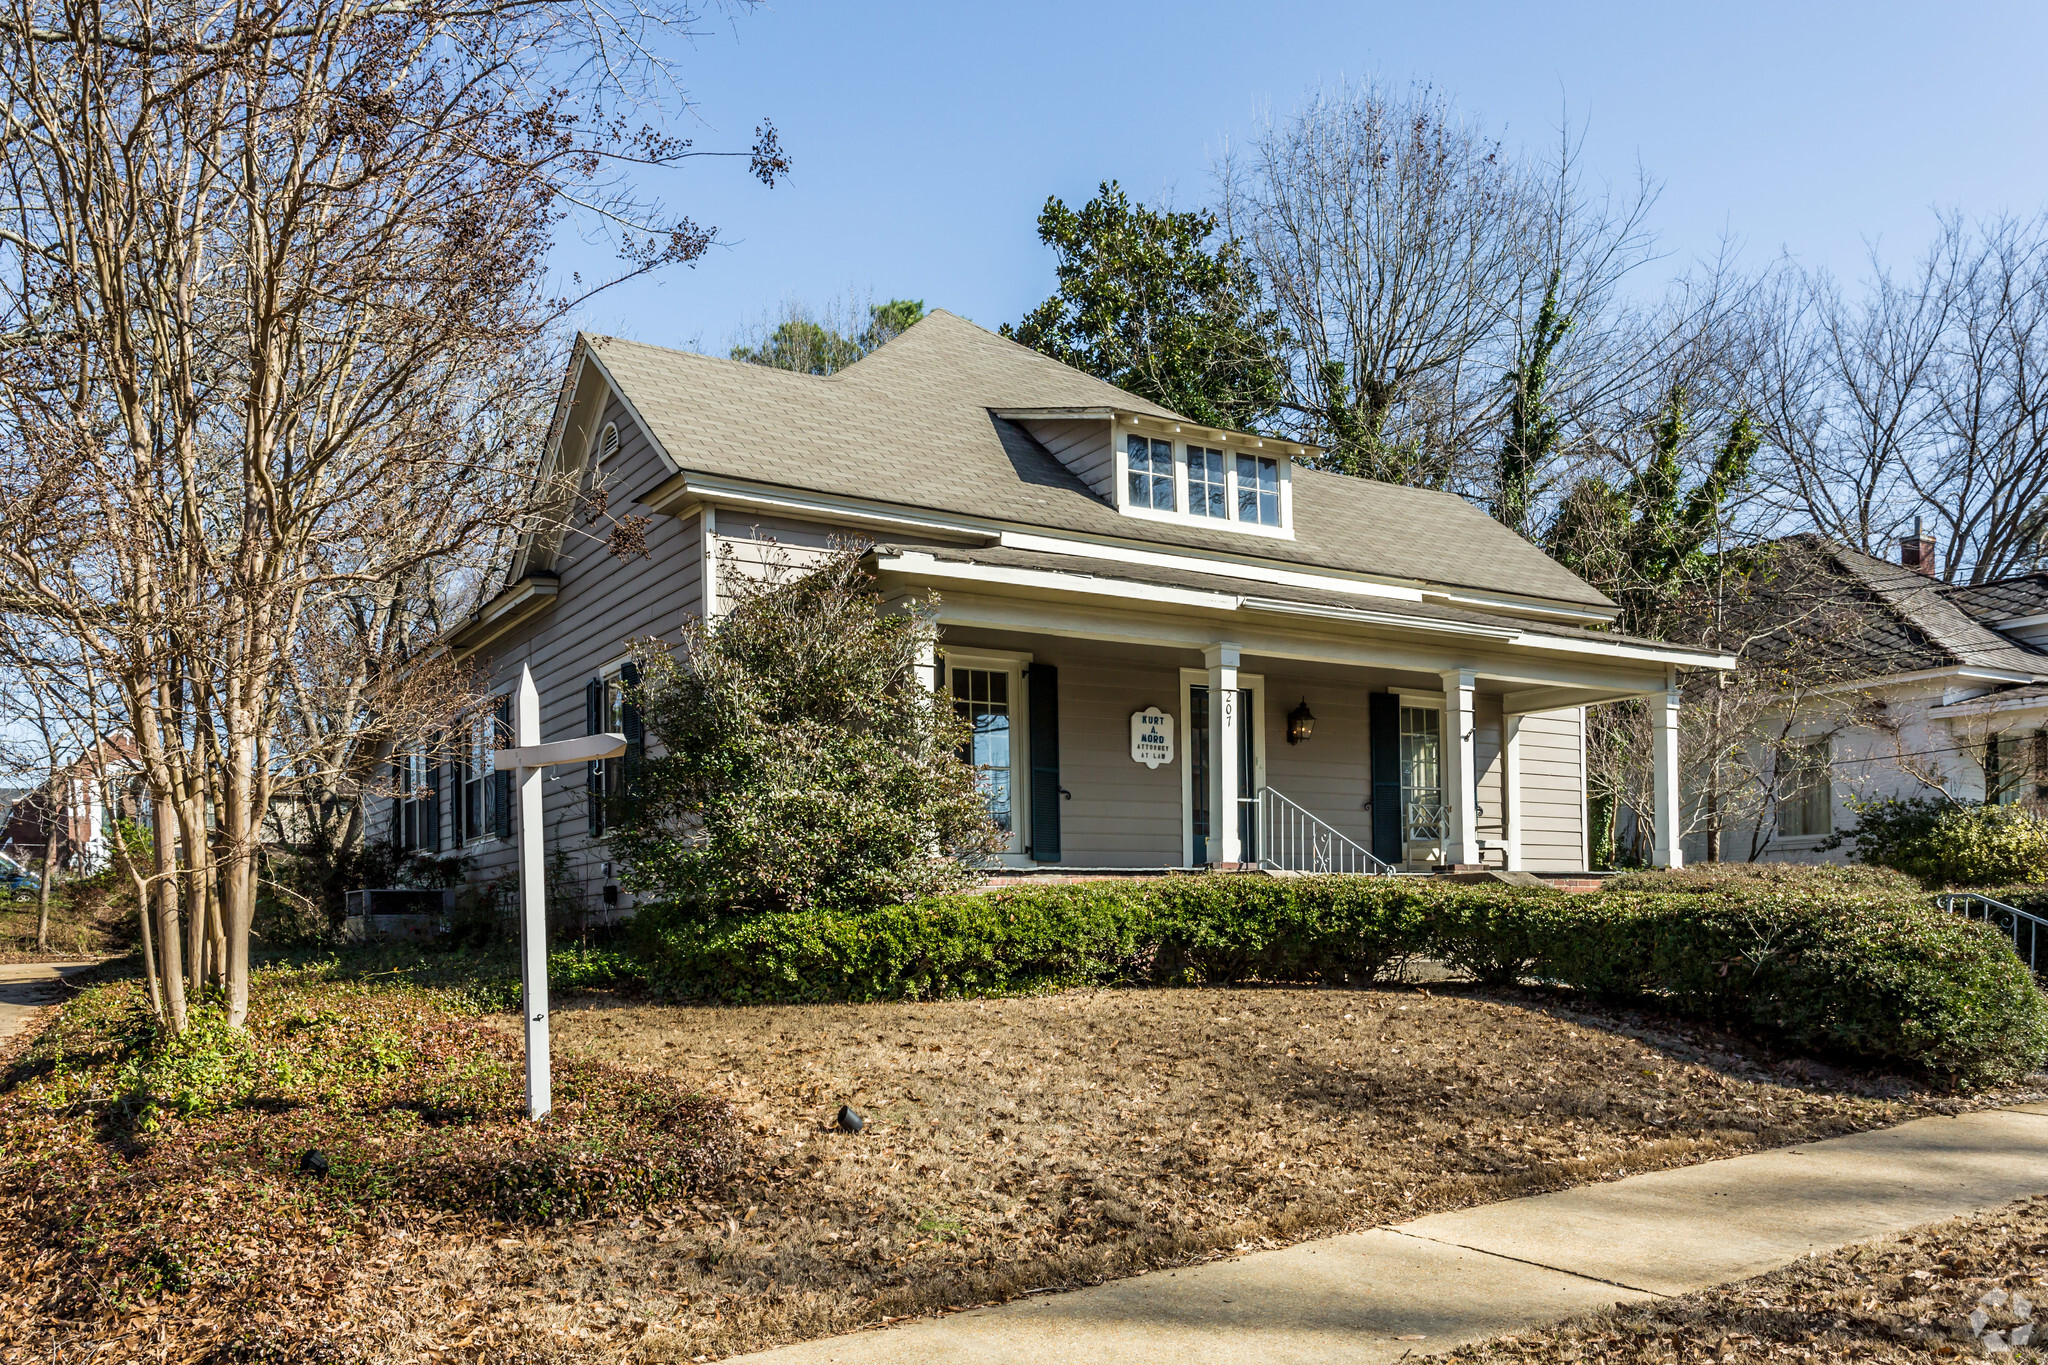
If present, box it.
[628,875,2048,1085]
[1604,862,1922,894]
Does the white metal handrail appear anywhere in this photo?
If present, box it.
[1936,892,2047,977]
[1258,786,1395,876]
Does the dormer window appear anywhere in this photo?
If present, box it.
[1237,454,1280,526]
[1113,421,1294,539]
[1127,435,1174,511]
[1188,446,1227,518]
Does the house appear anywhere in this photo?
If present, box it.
[1,736,147,876]
[1706,530,2048,864]
[377,312,1731,909]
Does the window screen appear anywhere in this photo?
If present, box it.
[1125,435,1175,511]
[1187,446,1226,518]
[1236,453,1281,526]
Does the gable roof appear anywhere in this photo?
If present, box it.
[1752,537,2048,680]
[581,311,1614,611]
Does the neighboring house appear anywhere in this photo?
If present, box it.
[1,736,147,875]
[373,312,1729,908]
[1707,531,2048,864]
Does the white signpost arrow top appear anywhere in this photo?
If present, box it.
[495,663,626,1120]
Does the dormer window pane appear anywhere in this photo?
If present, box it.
[1237,453,1280,526]
[1188,446,1226,518]
[1126,435,1174,510]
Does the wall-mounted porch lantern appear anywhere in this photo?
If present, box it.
[1287,696,1316,746]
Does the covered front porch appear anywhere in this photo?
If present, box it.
[875,544,1723,875]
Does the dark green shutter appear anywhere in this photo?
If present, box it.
[620,660,643,779]
[489,694,512,837]
[1028,664,1060,862]
[1370,692,1402,864]
[391,759,406,850]
[586,677,603,835]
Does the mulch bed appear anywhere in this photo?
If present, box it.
[5,967,2045,1363]
[1450,1194,2048,1361]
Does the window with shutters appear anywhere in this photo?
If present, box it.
[459,696,510,843]
[586,660,643,838]
[944,651,1028,855]
[392,752,432,851]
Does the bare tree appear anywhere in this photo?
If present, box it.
[0,0,782,1027]
[1754,213,2048,582]
[1218,81,1660,496]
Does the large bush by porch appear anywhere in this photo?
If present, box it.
[628,876,2048,1086]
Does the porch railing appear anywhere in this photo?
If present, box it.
[1936,891,2047,977]
[1258,786,1394,876]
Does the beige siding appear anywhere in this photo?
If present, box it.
[1515,707,1586,871]
[712,511,844,613]
[1021,418,1115,501]
[1260,678,1373,851]
[371,394,703,912]
[1027,651,1184,867]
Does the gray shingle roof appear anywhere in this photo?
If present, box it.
[1941,573,2048,625]
[1748,537,2048,679]
[586,312,1613,610]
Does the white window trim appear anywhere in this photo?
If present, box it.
[943,648,1033,864]
[1114,422,1296,540]
[1177,666,1266,866]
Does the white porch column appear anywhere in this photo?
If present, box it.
[1652,674,1683,869]
[1502,711,1524,871]
[1440,668,1479,868]
[1205,644,1242,866]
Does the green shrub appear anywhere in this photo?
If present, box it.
[1604,862,1921,894]
[628,875,2048,1084]
[1830,797,2048,887]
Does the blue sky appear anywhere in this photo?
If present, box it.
[558,1,2048,352]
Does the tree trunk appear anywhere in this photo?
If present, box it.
[34,826,56,952]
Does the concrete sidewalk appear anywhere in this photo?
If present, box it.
[0,962,94,1046]
[735,1105,2048,1364]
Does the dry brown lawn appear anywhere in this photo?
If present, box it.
[1450,1194,2048,1362]
[369,983,2036,1362]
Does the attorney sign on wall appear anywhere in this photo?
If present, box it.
[1130,707,1174,768]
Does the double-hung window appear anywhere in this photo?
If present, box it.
[1986,731,2047,806]
[1126,435,1175,511]
[1187,446,1227,518]
[1778,738,1833,837]
[1237,453,1281,526]
[459,696,510,843]
[394,752,433,851]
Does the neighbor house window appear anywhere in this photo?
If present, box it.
[1986,731,2047,806]
[1126,435,1174,511]
[1237,453,1280,526]
[1187,445,1227,518]
[952,667,1014,836]
[393,753,430,850]
[459,696,510,843]
[1778,738,1832,837]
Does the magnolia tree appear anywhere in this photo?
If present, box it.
[0,0,784,1029]
[611,545,1004,917]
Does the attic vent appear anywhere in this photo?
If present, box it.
[595,422,620,466]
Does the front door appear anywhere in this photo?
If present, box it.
[1189,685,1258,865]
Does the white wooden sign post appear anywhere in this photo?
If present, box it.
[493,663,626,1120]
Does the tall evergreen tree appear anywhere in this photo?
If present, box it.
[1003,182,1286,432]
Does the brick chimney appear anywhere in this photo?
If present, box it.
[1899,517,1937,576]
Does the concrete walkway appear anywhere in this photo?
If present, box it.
[0,962,94,1046]
[736,1104,2048,1364]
